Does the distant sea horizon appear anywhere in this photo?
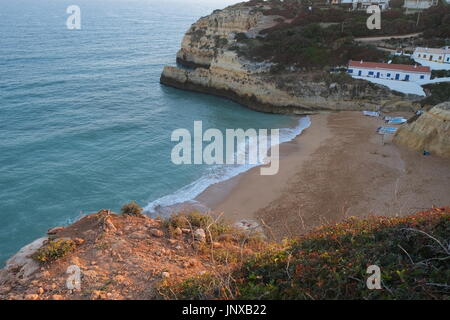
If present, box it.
[0,0,305,266]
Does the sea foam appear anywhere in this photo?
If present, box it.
[144,116,311,216]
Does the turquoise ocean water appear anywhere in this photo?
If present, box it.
[0,0,307,265]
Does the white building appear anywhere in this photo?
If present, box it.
[331,0,390,10]
[347,60,431,81]
[413,47,450,64]
[404,0,438,13]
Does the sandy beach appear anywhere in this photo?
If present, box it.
[196,111,450,239]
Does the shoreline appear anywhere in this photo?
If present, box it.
[195,113,330,222]
[145,115,313,217]
[196,111,450,238]
[160,73,325,115]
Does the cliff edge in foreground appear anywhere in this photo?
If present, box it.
[160,2,414,114]
[394,101,450,158]
[0,207,449,300]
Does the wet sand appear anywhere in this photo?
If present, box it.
[196,114,331,221]
[196,111,450,239]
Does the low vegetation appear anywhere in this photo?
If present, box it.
[33,239,76,263]
[432,70,450,79]
[421,83,450,106]
[120,201,143,216]
[162,208,450,300]
[234,23,388,70]
[163,211,234,242]
[233,0,450,71]
[390,55,416,65]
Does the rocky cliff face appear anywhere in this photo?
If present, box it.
[0,210,259,300]
[394,101,450,158]
[176,6,265,68]
[161,2,416,114]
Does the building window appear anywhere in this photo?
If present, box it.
[347,69,353,73]
[447,58,449,62]
[418,54,421,58]
[368,71,374,76]
[387,73,391,77]
[420,75,425,79]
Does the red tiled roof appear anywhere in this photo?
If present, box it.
[348,60,430,73]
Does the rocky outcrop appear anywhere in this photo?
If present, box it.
[394,101,450,158]
[161,2,415,114]
[0,210,259,300]
[176,6,266,68]
[0,237,48,286]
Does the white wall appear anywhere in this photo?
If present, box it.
[404,0,436,9]
[444,54,450,64]
[348,67,430,81]
[413,51,447,63]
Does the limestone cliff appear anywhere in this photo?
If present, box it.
[161,2,416,114]
[0,210,259,300]
[394,101,450,158]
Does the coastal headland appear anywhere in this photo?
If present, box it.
[160,1,425,115]
[1,0,449,300]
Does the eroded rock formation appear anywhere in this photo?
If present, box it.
[394,101,450,158]
[161,2,416,114]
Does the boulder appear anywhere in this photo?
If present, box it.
[0,237,48,285]
[394,101,450,158]
[194,228,206,242]
[47,227,64,235]
[150,229,164,238]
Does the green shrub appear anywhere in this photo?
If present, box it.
[164,208,450,300]
[431,70,450,79]
[33,239,76,263]
[390,55,416,65]
[232,2,450,69]
[163,212,231,241]
[120,201,143,216]
[167,274,228,300]
[421,83,450,106]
